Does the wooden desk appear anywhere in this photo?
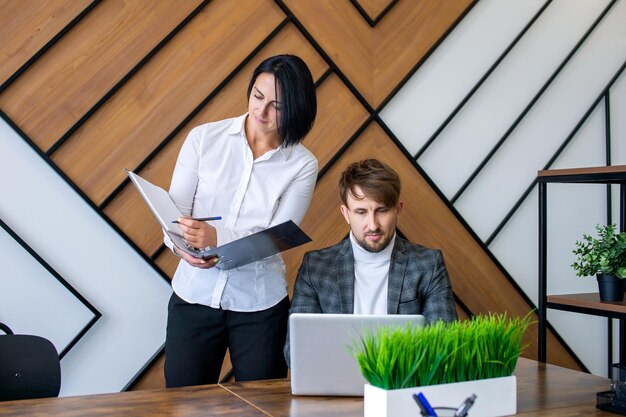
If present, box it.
[0,358,617,416]
[0,384,266,417]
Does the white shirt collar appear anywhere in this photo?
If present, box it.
[227,114,293,161]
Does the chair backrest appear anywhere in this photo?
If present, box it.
[0,323,61,401]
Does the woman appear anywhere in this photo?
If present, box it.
[163,55,317,387]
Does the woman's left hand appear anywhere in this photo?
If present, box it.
[174,245,220,269]
[176,217,218,249]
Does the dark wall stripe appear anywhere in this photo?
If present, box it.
[606,92,613,224]
[348,0,400,27]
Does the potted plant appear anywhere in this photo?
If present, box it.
[572,223,626,302]
[352,313,532,417]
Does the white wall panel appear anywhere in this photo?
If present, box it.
[384,0,626,376]
[456,0,626,241]
[490,109,608,375]
[418,0,610,199]
[0,118,172,396]
[0,225,96,355]
[381,0,546,155]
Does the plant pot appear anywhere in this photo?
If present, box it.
[364,375,516,417]
[597,274,625,302]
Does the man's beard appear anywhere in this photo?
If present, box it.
[356,229,391,253]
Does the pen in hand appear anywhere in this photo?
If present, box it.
[172,216,222,224]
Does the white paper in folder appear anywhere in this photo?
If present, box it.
[127,170,311,269]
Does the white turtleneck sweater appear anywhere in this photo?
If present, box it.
[350,231,396,315]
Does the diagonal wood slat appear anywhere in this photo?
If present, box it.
[353,0,396,22]
[284,0,473,107]
[0,0,93,87]
[0,0,204,151]
[303,73,369,170]
[104,23,327,259]
[50,0,284,206]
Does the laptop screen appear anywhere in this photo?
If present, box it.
[289,313,425,396]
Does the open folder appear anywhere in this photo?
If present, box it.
[126,170,312,270]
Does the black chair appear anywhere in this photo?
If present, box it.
[0,322,61,401]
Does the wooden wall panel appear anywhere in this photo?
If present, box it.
[51,0,285,205]
[0,0,203,151]
[373,0,471,103]
[303,74,369,171]
[104,22,326,260]
[0,0,584,391]
[455,304,469,321]
[130,353,166,391]
[284,0,472,106]
[285,1,372,99]
[0,0,92,86]
[131,351,233,390]
[355,0,394,21]
[155,251,179,279]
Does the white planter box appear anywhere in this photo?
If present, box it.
[364,375,516,417]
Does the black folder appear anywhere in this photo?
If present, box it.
[167,220,311,270]
[127,170,311,270]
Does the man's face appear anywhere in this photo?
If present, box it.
[340,185,403,253]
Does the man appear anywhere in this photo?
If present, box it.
[284,159,457,365]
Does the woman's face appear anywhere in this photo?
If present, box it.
[247,72,281,138]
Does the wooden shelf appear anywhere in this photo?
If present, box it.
[537,165,626,184]
[537,166,626,367]
[547,293,626,318]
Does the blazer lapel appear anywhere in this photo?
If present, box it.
[387,237,408,314]
[336,239,355,314]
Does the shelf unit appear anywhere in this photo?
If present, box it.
[538,165,626,371]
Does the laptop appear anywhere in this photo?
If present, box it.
[289,313,425,396]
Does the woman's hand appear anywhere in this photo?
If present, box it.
[173,245,220,269]
[176,217,217,249]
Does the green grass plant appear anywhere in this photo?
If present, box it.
[352,312,532,390]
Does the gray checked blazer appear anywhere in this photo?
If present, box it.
[284,235,457,366]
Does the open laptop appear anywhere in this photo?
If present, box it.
[289,313,425,396]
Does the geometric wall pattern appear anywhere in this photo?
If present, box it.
[384,0,626,376]
[0,217,100,359]
[0,113,171,396]
[5,0,623,390]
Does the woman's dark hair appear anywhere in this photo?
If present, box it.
[247,54,317,146]
[339,159,401,208]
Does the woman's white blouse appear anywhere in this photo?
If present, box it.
[164,114,318,311]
